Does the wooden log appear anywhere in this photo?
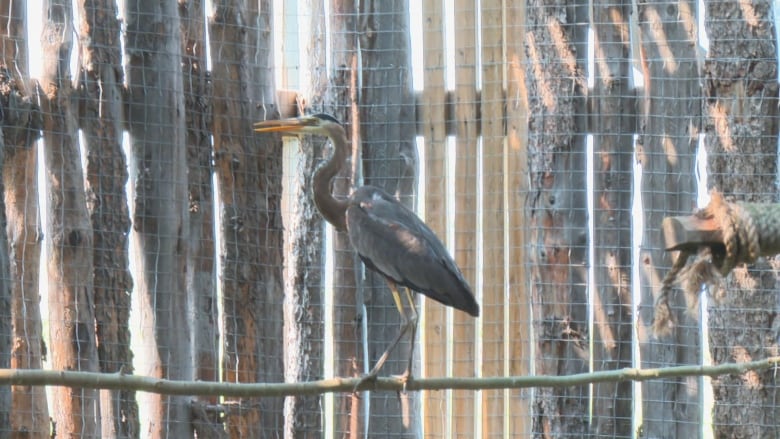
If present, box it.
[662,215,722,252]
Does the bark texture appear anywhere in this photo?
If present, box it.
[525,1,589,436]
[636,1,701,436]
[327,2,363,437]
[77,0,138,435]
[359,0,419,435]
[704,2,780,436]
[591,0,635,436]
[124,0,192,435]
[179,1,220,436]
[0,3,48,436]
[280,2,327,435]
[41,0,102,436]
[210,0,285,435]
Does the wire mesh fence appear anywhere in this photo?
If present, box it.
[0,0,778,438]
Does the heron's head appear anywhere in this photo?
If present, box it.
[253,113,343,136]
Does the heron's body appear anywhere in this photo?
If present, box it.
[254,113,479,382]
[346,185,478,316]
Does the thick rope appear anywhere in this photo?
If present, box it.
[653,249,692,337]
[713,194,760,275]
[653,192,761,337]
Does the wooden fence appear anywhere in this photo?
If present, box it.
[0,0,778,438]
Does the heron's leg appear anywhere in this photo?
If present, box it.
[402,286,418,381]
[354,281,413,392]
[367,280,411,377]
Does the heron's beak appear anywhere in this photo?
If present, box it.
[253,116,315,133]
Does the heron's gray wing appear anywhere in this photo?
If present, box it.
[345,189,479,317]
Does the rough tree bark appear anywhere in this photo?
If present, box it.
[0,129,8,439]
[635,1,701,437]
[179,1,220,437]
[358,0,419,436]
[0,2,48,436]
[327,1,363,437]
[590,0,635,436]
[245,1,286,435]
[77,0,138,436]
[124,0,192,436]
[210,0,285,435]
[525,1,589,436]
[282,136,325,438]
[40,0,102,436]
[703,2,780,436]
[280,1,327,436]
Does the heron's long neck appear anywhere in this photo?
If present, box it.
[313,125,350,231]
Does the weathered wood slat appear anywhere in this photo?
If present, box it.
[505,1,532,435]
[479,0,506,436]
[453,0,479,435]
[421,0,450,436]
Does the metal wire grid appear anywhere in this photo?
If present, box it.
[0,0,778,438]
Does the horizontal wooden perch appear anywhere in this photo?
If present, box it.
[1,357,779,397]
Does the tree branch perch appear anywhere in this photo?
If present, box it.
[0,356,778,397]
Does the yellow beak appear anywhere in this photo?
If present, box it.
[253,117,314,133]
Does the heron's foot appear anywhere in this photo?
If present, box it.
[391,368,413,393]
[352,370,380,395]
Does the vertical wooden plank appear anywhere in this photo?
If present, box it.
[704,2,779,437]
[79,0,138,435]
[359,0,419,435]
[453,0,478,436]
[526,0,590,435]
[479,0,505,437]
[505,1,532,436]
[0,2,48,436]
[210,1,263,434]
[421,1,449,437]
[244,2,287,435]
[125,0,192,433]
[0,137,9,438]
[327,2,363,437]
[210,0,285,435]
[281,135,325,438]
[180,0,220,436]
[635,2,700,437]
[590,0,635,436]
[41,0,101,435]
[280,1,326,436]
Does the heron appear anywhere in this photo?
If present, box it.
[254,113,479,384]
